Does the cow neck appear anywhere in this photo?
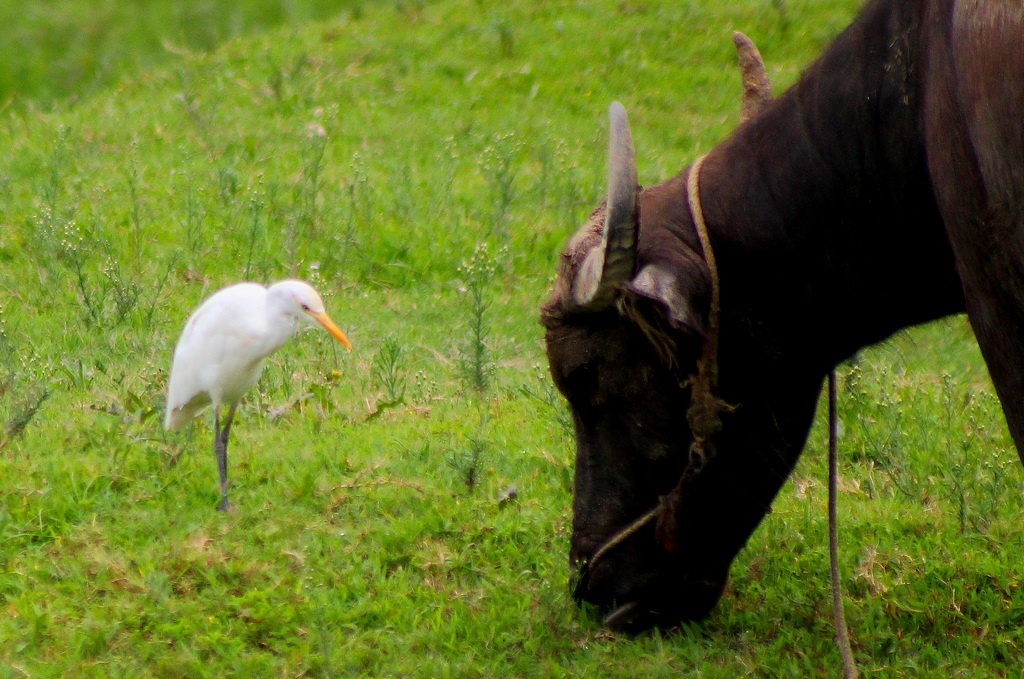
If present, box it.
[685,155,857,677]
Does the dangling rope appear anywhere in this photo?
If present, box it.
[828,370,859,678]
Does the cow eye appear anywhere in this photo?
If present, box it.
[562,363,598,399]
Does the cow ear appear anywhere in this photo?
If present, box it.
[624,264,705,335]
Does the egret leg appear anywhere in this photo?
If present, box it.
[214,406,237,512]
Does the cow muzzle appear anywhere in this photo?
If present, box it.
[571,542,728,634]
[572,559,665,633]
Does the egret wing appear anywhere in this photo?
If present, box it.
[165,284,268,429]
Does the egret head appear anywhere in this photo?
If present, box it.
[271,279,353,350]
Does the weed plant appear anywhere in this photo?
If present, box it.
[456,242,499,394]
[370,336,408,409]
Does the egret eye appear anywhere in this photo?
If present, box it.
[301,303,311,311]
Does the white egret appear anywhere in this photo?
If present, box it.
[165,279,352,511]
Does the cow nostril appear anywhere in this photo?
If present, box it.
[606,602,638,630]
[604,600,649,634]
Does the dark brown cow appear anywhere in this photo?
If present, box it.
[541,0,1024,632]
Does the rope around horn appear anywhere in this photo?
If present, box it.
[654,153,734,549]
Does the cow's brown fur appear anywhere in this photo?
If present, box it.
[543,0,1023,633]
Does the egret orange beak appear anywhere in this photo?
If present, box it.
[308,310,353,350]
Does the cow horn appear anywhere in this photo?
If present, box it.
[733,32,772,121]
[572,102,639,308]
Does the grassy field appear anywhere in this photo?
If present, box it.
[2,0,1023,676]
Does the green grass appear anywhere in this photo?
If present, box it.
[2,0,1023,676]
[0,0,367,109]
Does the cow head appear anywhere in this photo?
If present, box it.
[541,35,772,633]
